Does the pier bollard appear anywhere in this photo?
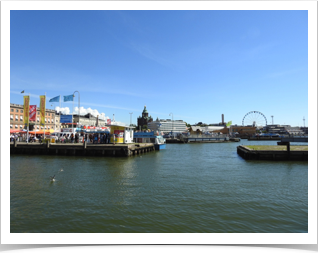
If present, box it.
[287,142,290,160]
[83,141,87,149]
[46,141,50,149]
[14,139,17,148]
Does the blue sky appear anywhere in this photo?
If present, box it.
[10,9,309,127]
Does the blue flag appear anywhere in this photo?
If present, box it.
[49,95,60,102]
[64,94,74,102]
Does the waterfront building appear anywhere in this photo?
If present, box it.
[147,118,187,134]
[229,125,256,137]
[72,113,106,127]
[108,123,134,144]
[137,106,153,130]
[10,103,57,132]
[285,126,306,135]
[300,127,308,134]
[57,113,106,131]
[265,124,288,135]
[189,125,226,135]
[264,124,307,135]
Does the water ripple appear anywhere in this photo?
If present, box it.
[10,142,308,233]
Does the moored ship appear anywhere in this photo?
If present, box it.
[133,131,166,150]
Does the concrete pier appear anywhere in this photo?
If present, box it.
[237,145,308,161]
[166,136,240,144]
[10,142,155,157]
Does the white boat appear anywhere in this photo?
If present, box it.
[133,131,166,150]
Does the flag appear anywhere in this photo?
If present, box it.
[226,121,232,127]
[23,96,30,125]
[29,105,37,121]
[49,95,60,102]
[64,94,74,102]
[40,95,46,126]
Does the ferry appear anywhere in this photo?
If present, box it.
[133,131,166,150]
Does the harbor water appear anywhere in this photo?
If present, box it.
[10,140,308,233]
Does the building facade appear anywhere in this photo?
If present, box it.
[229,125,256,137]
[73,113,106,127]
[264,124,308,135]
[148,118,187,133]
[137,106,153,130]
[189,125,226,134]
[10,103,57,131]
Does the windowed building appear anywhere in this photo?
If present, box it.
[10,103,55,131]
[147,118,187,133]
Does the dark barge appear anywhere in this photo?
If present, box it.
[237,145,308,161]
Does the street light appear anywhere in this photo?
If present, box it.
[73,91,80,133]
[51,104,56,132]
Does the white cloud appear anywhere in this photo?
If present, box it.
[55,106,110,120]
[55,106,70,115]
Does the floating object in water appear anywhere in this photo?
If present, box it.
[60,169,64,172]
[50,175,55,181]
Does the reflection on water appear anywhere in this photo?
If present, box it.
[10,141,308,233]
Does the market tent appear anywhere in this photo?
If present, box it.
[29,130,51,135]
[10,129,27,134]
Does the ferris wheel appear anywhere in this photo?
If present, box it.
[242,111,267,127]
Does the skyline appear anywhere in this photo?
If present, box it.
[6,4,314,127]
[2,0,318,247]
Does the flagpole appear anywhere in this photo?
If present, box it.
[27,93,30,143]
[60,95,61,132]
[44,92,46,141]
[53,102,56,132]
[73,91,80,127]
[72,96,74,135]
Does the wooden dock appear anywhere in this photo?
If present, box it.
[10,141,155,157]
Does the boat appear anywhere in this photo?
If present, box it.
[133,131,166,150]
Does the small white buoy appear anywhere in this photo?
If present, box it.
[50,175,55,182]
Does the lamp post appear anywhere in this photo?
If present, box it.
[28,92,30,143]
[129,112,133,126]
[73,91,80,133]
[169,112,173,137]
[51,104,56,132]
